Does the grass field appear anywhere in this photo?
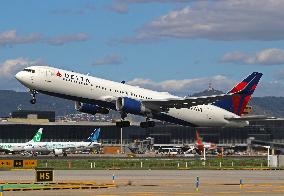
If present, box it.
[37,157,269,170]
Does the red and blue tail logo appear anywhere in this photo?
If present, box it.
[214,72,262,116]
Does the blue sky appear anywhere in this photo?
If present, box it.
[1,0,284,96]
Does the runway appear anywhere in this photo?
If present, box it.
[1,170,284,195]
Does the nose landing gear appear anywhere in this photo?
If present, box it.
[30,90,38,104]
[116,112,131,127]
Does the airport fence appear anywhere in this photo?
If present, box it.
[37,157,268,170]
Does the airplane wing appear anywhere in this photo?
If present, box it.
[141,75,258,112]
[142,93,235,112]
[225,115,277,121]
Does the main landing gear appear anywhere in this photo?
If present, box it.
[116,112,130,127]
[30,90,37,104]
[140,118,155,128]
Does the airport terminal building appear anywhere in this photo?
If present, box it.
[0,118,283,148]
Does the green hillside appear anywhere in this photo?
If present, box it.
[0,90,283,117]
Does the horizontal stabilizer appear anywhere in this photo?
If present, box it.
[225,115,276,121]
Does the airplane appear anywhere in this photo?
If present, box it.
[0,128,43,154]
[195,130,217,154]
[24,128,101,156]
[15,66,264,128]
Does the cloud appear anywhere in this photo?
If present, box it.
[126,0,192,3]
[108,0,191,14]
[47,33,90,45]
[221,48,284,65]
[0,57,42,90]
[254,81,284,97]
[127,75,284,97]
[120,0,284,43]
[0,57,40,78]
[92,54,124,66]
[0,30,42,47]
[116,0,192,4]
[0,30,90,47]
[127,75,234,96]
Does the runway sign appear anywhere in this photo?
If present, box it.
[13,160,23,168]
[35,169,53,182]
[23,160,37,168]
[0,160,13,168]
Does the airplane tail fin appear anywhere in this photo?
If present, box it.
[213,72,262,116]
[29,128,43,143]
[86,128,100,142]
[196,130,203,146]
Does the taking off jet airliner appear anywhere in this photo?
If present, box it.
[15,66,263,128]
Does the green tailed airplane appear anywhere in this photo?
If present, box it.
[0,128,43,154]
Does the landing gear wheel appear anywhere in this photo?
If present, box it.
[116,112,130,127]
[30,99,36,104]
[30,90,38,104]
[116,120,130,127]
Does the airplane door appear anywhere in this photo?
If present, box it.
[30,75,34,84]
[206,107,213,120]
[45,70,52,83]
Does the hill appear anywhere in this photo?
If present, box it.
[0,90,283,117]
[0,90,75,117]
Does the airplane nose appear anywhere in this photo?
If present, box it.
[15,71,22,81]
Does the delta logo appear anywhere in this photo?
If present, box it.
[56,71,62,77]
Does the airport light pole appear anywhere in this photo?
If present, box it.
[120,127,123,154]
[264,146,270,167]
[203,148,206,161]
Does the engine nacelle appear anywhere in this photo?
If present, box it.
[53,149,63,155]
[75,102,109,115]
[116,97,150,115]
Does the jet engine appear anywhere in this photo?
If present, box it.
[53,149,63,156]
[75,102,109,115]
[116,97,150,115]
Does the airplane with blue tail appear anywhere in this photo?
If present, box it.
[24,128,101,156]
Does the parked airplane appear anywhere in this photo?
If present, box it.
[0,128,43,154]
[195,130,217,153]
[15,66,264,128]
[24,128,101,156]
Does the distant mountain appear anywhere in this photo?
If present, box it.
[0,90,75,117]
[191,88,224,97]
[0,90,284,117]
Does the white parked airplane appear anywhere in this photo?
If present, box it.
[24,128,101,156]
[0,128,43,154]
[15,66,263,128]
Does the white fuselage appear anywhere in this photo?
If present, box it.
[15,66,247,127]
[24,141,101,153]
[0,142,31,153]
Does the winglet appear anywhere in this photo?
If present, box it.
[196,130,203,146]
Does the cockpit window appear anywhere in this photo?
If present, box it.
[23,69,35,73]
